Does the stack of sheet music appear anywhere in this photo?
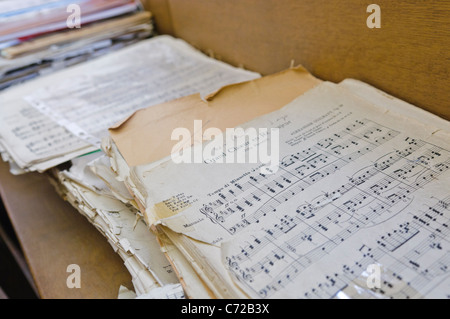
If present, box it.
[48,151,186,298]
[0,34,261,298]
[103,66,450,299]
[0,0,153,90]
[1,20,449,298]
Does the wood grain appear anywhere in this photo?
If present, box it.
[143,0,450,120]
[0,161,132,299]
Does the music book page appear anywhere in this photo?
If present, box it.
[24,35,260,147]
[134,81,450,298]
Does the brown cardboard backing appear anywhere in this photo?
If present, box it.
[109,66,321,167]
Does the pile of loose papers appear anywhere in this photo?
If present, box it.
[0,35,260,174]
[0,0,153,90]
[0,33,261,298]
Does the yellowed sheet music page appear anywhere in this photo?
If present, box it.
[136,82,450,298]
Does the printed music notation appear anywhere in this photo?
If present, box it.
[200,119,419,233]
[301,196,450,299]
[3,105,87,157]
[199,118,450,298]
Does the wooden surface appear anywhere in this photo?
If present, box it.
[143,0,450,120]
[0,161,132,299]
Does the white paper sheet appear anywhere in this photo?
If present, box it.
[25,35,260,147]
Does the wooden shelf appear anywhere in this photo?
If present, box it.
[0,161,132,299]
